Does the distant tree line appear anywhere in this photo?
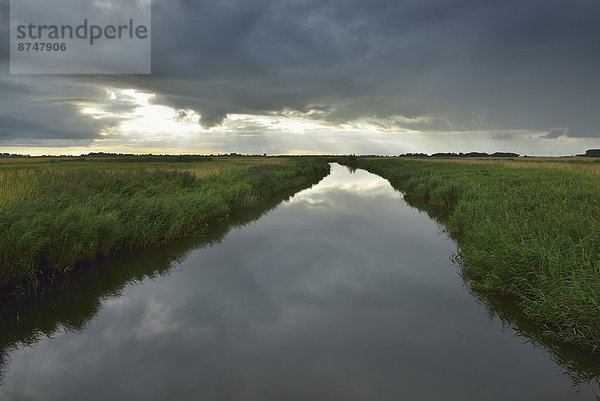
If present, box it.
[0,152,271,160]
[583,149,600,157]
[396,152,520,158]
[5,150,600,158]
[0,153,31,158]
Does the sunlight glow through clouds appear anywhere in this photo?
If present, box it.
[71,88,600,157]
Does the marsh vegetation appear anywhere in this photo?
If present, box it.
[342,156,600,351]
[1,163,598,400]
[0,156,329,294]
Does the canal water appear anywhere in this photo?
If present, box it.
[0,163,598,400]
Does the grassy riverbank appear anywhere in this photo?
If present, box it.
[342,157,600,351]
[0,156,329,294]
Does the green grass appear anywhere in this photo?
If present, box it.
[0,157,329,294]
[342,157,600,351]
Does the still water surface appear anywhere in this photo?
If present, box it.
[0,163,599,400]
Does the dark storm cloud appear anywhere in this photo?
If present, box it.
[541,128,568,139]
[1,0,600,144]
[0,1,9,65]
[0,77,125,144]
[0,4,120,144]
[0,7,135,145]
[120,0,600,136]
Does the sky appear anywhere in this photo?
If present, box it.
[1,0,600,156]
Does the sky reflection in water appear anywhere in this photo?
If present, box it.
[0,164,598,400]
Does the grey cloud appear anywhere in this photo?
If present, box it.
[1,0,600,146]
[126,0,600,135]
[0,77,124,144]
[491,133,514,141]
[541,128,568,139]
[305,106,331,113]
[199,111,227,129]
